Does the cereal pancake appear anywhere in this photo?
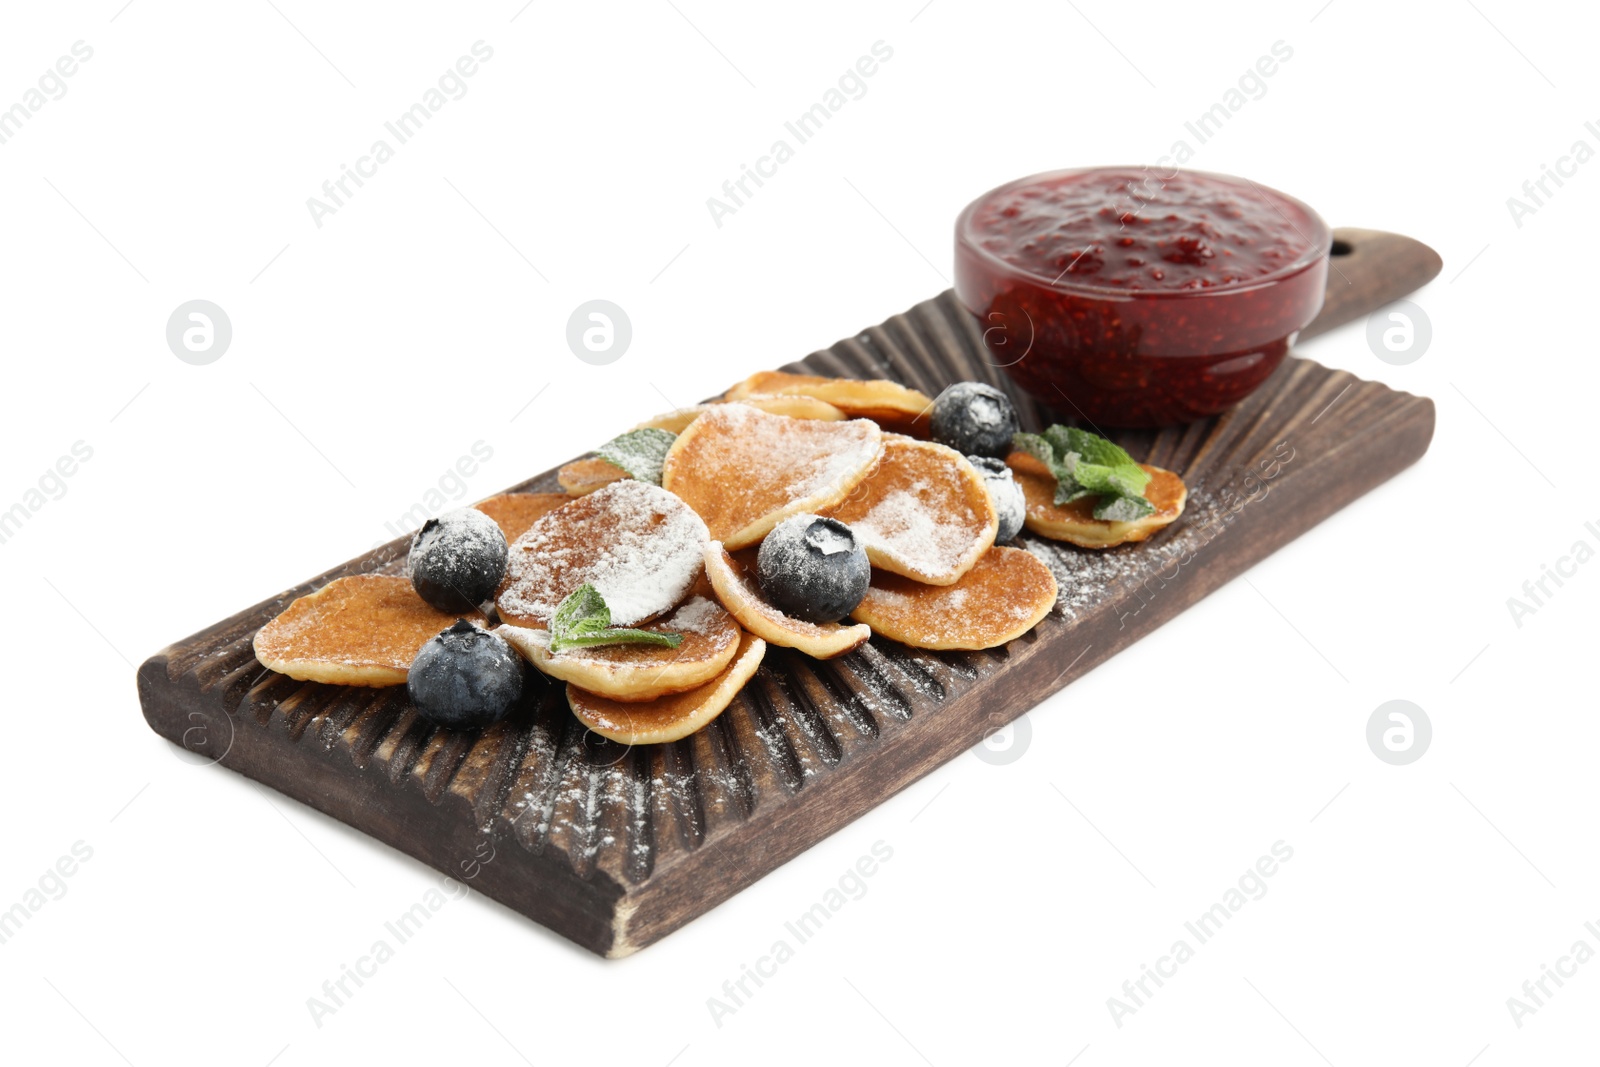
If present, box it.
[850,547,1056,650]
[472,492,570,544]
[724,370,933,436]
[634,394,845,434]
[557,457,628,497]
[1007,453,1187,548]
[702,543,871,659]
[497,480,709,628]
[567,630,767,745]
[253,575,485,687]
[822,435,997,586]
[661,403,883,549]
[497,595,741,702]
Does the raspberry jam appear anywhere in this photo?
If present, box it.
[955,168,1331,427]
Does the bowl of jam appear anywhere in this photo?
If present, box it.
[955,167,1332,427]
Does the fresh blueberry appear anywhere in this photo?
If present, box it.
[757,514,870,624]
[408,620,524,729]
[968,456,1026,542]
[408,507,507,612]
[930,381,1020,459]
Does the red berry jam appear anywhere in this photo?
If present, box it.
[955,168,1331,427]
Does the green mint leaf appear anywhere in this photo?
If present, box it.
[1010,432,1061,476]
[1056,426,1150,499]
[549,628,683,654]
[594,427,677,485]
[1013,432,1086,506]
[1012,427,1154,516]
[1060,426,1140,471]
[1041,425,1079,460]
[548,583,681,656]
[1093,494,1156,522]
[1055,481,1098,507]
[1069,461,1141,497]
[552,583,610,637]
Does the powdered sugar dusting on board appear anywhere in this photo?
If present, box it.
[498,480,708,626]
[1022,488,1225,621]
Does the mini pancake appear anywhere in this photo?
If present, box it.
[661,403,884,549]
[702,543,871,659]
[497,480,709,628]
[635,394,845,434]
[472,492,570,543]
[822,435,997,586]
[724,370,933,436]
[558,457,628,496]
[253,575,485,687]
[1007,452,1188,548]
[567,630,766,745]
[496,596,741,702]
[850,547,1056,651]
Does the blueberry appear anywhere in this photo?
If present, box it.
[968,456,1026,542]
[408,620,524,729]
[930,381,1020,459]
[409,507,507,612]
[757,515,870,624]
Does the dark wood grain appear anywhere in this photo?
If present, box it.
[137,231,1438,957]
[1299,227,1443,341]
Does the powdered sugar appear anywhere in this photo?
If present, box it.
[1021,488,1222,622]
[807,522,854,555]
[663,403,884,546]
[498,480,709,627]
[663,595,726,636]
[969,456,1026,542]
[852,484,981,576]
[408,507,507,609]
[727,403,879,499]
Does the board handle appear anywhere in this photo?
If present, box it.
[1298,227,1443,342]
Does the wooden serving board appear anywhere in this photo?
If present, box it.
[138,228,1440,957]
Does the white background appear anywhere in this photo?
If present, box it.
[1,1,1595,1064]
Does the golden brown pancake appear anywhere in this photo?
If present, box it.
[702,543,871,659]
[635,394,845,433]
[850,547,1056,650]
[822,436,997,586]
[1007,453,1187,548]
[557,457,627,497]
[497,596,741,702]
[497,480,709,628]
[567,630,766,745]
[661,403,883,549]
[472,492,570,544]
[253,575,485,687]
[723,370,933,437]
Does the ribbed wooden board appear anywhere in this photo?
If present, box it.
[138,239,1437,957]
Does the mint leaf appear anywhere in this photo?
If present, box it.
[1058,426,1140,471]
[1013,432,1093,506]
[552,583,610,637]
[1040,425,1079,460]
[550,628,682,654]
[1042,425,1151,499]
[1093,494,1155,522]
[548,583,682,655]
[594,428,676,485]
[1069,462,1142,497]
[1010,432,1063,476]
[1011,427,1154,518]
